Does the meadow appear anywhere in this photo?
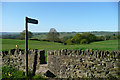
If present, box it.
[1,39,119,79]
[1,39,118,52]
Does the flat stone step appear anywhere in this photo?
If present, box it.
[36,64,48,74]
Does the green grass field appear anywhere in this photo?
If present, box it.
[1,39,118,52]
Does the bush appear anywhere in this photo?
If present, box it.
[2,66,46,79]
[65,39,73,45]
[80,39,88,44]
[71,33,83,44]
[19,30,33,40]
[67,33,97,45]
[97,36,105,41]
[2,66,25,78]
[110,36,117,40]
[82,32,97,42]
[61,36,73,43]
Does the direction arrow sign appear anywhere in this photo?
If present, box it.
[26,17,38,24]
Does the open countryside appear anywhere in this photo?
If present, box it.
[1,2,119,79]
[2,39,118,51]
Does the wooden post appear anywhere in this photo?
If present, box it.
[25,17,38,76]
[25,17,28,76]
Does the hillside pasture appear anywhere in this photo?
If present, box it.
[1,39,118,52]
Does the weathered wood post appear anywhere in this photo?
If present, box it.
[25,17,28,76]
[25,17,38,76]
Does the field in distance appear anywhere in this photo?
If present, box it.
[1,39,118,52]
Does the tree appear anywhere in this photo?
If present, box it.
[65,39,73,45]
[71,33,83,44]
[61,36,73,43]
[110,36,117,40]
[47,28,60,42]
[80,39,88,44]
[105,35,110,40]
[96,36,105,41]
[66,32,97,45]
[82,32,97,43]
[19,30,33,40]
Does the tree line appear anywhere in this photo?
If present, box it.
[2,28,119,45]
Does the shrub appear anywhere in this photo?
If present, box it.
[82,32,97,42]
[2,66,46,79]
[110,36,117,40]
[65,39,73,45]
[71,33,83,44]
[80,39,88,44]
[19,30,33,40]
[61,36,73,43]
[97,36,105,41]
[68,33,97,45]
[2,66,25,78]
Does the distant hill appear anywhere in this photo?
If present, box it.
[1,31,118,39]
[1,32,20,35]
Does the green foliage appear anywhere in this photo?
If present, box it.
[2,66,46,79]
[110,36,118,40]
[47,32,60,42]
[2,34,20,39]
[67,33,97,45]
[80,39,88,44]
[32,75,46,79]
[61,36,73,42]
[82,32,97,43]
[71,33,83,44]
[65,39,73,45]
[2,66,26,78]
[97,36,105,41]
[65,32,118,45]
[19,30,33,40]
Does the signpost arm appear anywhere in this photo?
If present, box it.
[25,17,28,76]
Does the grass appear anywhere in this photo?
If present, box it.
[2,65,46,79]
[1,39,119,79]
[1,39,118,52]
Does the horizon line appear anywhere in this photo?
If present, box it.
[1,31,119,33]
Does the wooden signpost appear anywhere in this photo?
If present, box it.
[25,17,38,76]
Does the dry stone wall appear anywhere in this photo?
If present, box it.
[1,48,120,78]
[47,49,120,78]
[2,49,46,73]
